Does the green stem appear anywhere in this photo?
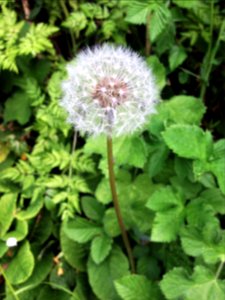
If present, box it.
[0,265,20,300]
[145,12,151,56]
[107,137,135,274]
[60,0,76,53]
[216,260,224,279]
[200,0,215,100]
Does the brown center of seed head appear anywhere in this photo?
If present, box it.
[92,77,128,108]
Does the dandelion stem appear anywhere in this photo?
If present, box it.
[107,137,135,274]
[145,12,151,56]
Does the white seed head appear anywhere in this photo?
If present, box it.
[6,237,17,247]
[60,44,159,136]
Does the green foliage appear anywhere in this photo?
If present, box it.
[0,0,225,299]
[160,266,225,300]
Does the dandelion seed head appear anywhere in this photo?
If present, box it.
[60,44,159,136]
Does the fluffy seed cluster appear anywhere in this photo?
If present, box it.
[60,44,158,136]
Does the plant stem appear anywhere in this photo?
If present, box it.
[215,260,224,279]
[0,265,20,300]
[107,136,135,274]
[145,12,151,56]
[60,0,76,53]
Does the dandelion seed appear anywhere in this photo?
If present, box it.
[60,44,158,136]
[6,237,17,247]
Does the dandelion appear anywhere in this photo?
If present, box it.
[60,44,159,274]
[60,44,158,137]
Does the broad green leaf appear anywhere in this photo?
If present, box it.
[3,219,28,241]
[95,178,112,204]
[37,286,70,300]
[160,266,225,300]
[60,226,87,271]
[103,208,121,238]
[150,3,172,42]
[64,217,102,243]
[4,92,31,125]
[0,193,17,237]
[16,188,44,220]
[16,253,53,297]
[88,246,129,300]
[162,124,213,160]
[5,241,35,285]
[125,1,150,25]
[115,274,160,300]
[81,196,105,221]
[169,45,187,71]
[146,186,184,242]
[147,142,169,177]
[91,234,112,264]
[181,221,225,264]
[164,96,206,125]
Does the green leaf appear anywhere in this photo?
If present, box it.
[125,1,150,25]
[160,266,225,300]
[169,45,187,71]
[115,274,160,300]
[81,196,105,221]
[0,193,17,237]
[60,226,87,271]
[64,217,103,243]
[91,234,112,264]
[5,241,35,285]
[88,246,129,300]
[164,96,206,125]
[146,56,166,90]
[103,208,121,238]
[16,188,44,220]
[16,253,53,296]
[162,124,213,160]
[146,186,184,242]
[181,221,225,264]
[4,92,31,125]
[3,219,28,241]
[95,178,112,204]
[147,142,169,177]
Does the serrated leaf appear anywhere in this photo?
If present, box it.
[164,96,206,125]
[64,217,103,243]
[169,45,187,71]
[181,221,225,264]
[91,234,112,264]
[88,246,129,300]
[162,125,213,160]
[160,266,225,300]
[125,1,150,25]
[5,241,35,285]
[0,193,17,237]
[115,274,160,300]
[146,186,184,242]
